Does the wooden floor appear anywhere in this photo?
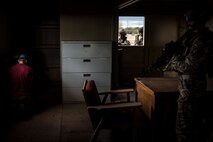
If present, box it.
[1,103,151,142]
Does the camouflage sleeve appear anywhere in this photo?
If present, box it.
[169,36,210,74]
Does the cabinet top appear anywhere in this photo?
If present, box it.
[61,41,112,44]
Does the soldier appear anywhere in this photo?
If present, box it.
[163,6,213,142]
[118,29,131,46]
[134,27,143,46]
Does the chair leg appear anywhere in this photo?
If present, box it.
[90,117,104,142]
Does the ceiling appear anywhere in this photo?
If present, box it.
[60,0,196,13]
[115,0,212,15]
[2,0,211,15]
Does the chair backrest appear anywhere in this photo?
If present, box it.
[82,80,103,129]
[82,80,142,132]
[82,80,101,106]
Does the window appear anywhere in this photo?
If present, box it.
[118,16,145,46]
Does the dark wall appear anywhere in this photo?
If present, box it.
[0,0,61,111]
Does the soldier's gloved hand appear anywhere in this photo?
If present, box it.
[173,55,185,62]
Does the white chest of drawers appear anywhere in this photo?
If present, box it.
[61,41,112,103]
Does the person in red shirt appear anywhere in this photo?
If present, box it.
[8,53,34,119]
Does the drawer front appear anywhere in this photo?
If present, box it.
[61,43,111,58]
[63,86,111,103]
[62,73,111,87]
[62,58,111,72]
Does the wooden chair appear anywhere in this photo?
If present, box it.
[82,80,143,142]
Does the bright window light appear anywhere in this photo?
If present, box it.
[118,16,145,46]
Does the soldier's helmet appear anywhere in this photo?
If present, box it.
[184,5,212,25]
[139,28,143,33]
[119,29,127,36]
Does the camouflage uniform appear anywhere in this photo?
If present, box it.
[168,28,213,142]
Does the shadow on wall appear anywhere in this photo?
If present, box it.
[31,51,62,111]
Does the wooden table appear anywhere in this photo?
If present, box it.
[134,77,213,142]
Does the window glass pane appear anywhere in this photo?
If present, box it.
[118,16,145,46]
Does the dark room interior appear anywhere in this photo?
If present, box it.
[1,0,213,142]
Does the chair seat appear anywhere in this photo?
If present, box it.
[82,80,143,142]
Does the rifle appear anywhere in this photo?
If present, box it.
[142,30,193,76]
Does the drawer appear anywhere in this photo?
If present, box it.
[63,86,111,103]
[61,42,111,58]
[62,73,111,87]
[62,58,111,72]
